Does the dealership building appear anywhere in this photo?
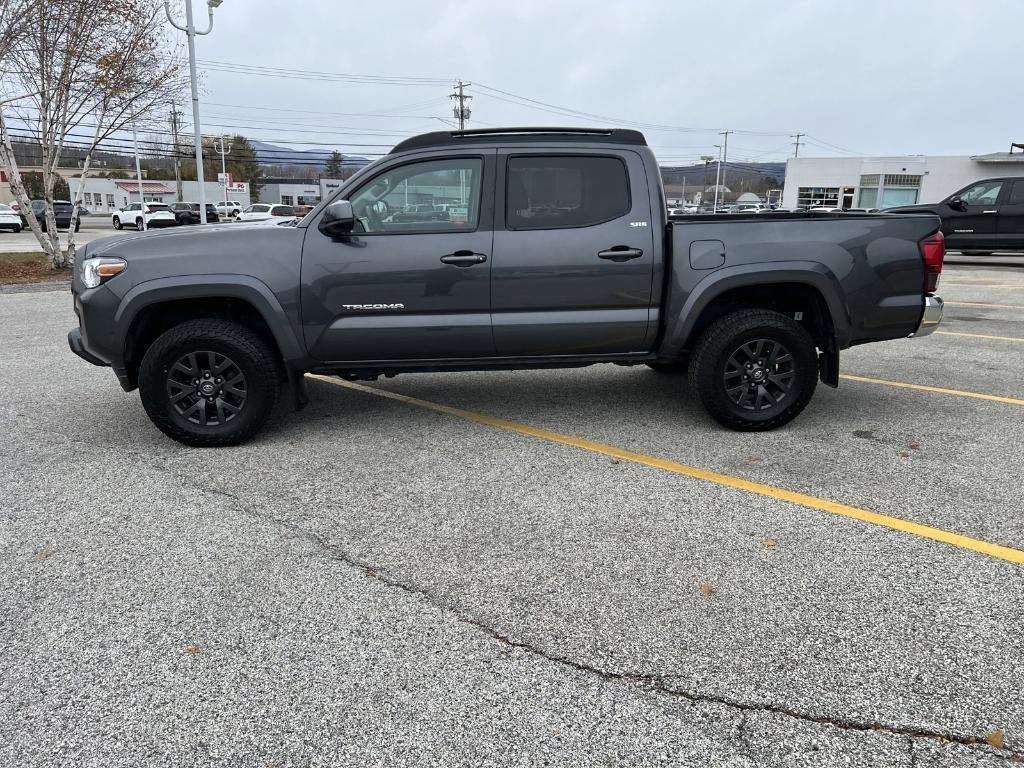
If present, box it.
[781,151,1024,209]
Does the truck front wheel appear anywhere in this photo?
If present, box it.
[688,309,817,431]
[138,319,281,447]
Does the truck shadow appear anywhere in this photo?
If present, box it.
[292,366,916,438]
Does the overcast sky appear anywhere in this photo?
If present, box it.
[184,0,1021,164]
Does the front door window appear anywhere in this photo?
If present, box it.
[348,157,483,233]
[959,181,1002,206]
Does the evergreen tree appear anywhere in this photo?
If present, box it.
[324,150,344,178]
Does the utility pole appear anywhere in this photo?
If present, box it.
[131,126,146,231]
[450,80,472,130]
[791,132,804,157]
[719,130,731,204]
[213,135,232,209]
[169,103,183,202]
[164,0,226,224]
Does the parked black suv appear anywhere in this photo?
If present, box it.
[886,177,1024,255]
[170,202,220,225]
[26,199,80,232]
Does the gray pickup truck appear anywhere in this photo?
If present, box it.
[69,127,945,446]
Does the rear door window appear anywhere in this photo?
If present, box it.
[1009,180,1024,205]
[506,155,630,230]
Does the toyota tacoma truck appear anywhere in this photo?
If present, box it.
[68,127,945,446]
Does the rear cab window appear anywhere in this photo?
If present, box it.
[505,155,631,230]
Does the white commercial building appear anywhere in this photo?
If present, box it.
[782,152,1024,210]
[67,178,251,214]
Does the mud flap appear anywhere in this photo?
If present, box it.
[818,344,839,388]
[286,366,309,411]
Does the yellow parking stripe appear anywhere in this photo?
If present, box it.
[945,301,1024,310]
[312,375,1024,565]
[935,330,1024,343]
[840,374,1024,405]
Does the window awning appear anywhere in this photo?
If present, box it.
[114,181,174,192]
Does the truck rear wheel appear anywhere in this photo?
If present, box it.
[688,309,817,431]
[138,319,281,447]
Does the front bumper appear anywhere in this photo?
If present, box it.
[68,328,108,366]
[911,295,943,338]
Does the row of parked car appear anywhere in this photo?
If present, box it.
[0,199,305,233]
[111,201,302,231]
[667,202,881,216]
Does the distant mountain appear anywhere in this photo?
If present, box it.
[250,140,372,171]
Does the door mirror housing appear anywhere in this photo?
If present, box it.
[948,196,967,212]
[319,200,355,235]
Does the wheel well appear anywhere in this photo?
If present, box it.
[123,297,283,389]
[682,282,835,351]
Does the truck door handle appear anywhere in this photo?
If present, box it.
[440,251,487,266]
[598,246,644,262]
[983,210,998,214]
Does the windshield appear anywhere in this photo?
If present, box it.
[147,204,170,212]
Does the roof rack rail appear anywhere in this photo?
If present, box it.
[390,127,648,153]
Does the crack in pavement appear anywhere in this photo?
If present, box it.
[163,465,1018,763]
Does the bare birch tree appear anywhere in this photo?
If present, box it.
[0,0,186,268]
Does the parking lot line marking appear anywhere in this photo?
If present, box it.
[839,374,1024,405]
[944,301,1024,310]
[313,376,1024,566]
[935,330,1024,343]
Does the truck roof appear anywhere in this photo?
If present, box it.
[391,127,648,153]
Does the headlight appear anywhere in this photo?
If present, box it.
[81,257,127,289]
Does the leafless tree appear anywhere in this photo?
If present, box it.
[0,0,186,268]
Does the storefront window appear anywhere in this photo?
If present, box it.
[879,188,918,208]
[858,188,878,208]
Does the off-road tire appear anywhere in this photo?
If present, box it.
[139,319,281,447]
[688,309,818,431]
[135,218,144,231]
[112,216,122,230]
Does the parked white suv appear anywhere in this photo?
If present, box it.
[237,203,296,222]
[112,202,177,231]
[215,200,243,220]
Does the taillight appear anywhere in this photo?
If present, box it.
[919,230,944,293]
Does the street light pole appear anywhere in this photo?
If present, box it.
[164,0,223,224]
[214,135,232,210]
[131,126,146,231]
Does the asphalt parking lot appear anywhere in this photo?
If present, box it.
[1,264,1023,767]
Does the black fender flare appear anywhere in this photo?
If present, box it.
[659,261,852,358]
[113,274,305,363]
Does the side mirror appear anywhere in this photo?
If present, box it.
[318,200,355,235]
[948,196,967,212]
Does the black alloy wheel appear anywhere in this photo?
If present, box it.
[166,350,247,427]
[722,338,795,412]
